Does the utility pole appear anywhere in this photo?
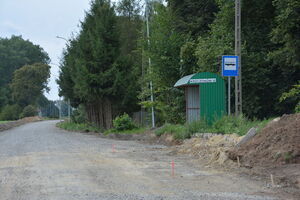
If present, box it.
[235,0,242,116]
[56,36,72,120]
[68,99,71,121]
[59,98,62,121]
[145,0,155,128]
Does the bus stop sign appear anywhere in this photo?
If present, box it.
[222,55,239,77]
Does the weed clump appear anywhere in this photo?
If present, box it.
[156,115,272,140]
[155,124,188,140]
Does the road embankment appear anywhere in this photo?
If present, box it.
[0,116,42,132]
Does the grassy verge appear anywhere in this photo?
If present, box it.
[207,115,272,135]
[104,127,147,135]
[57,121,102,133]
[0,121,11,124]
[42,117,59,120]
[156,124,188,140]
[57,121,146,135]
[156,115,273,140]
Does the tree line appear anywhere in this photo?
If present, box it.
[0,36,52,120]
[58,0,300,128]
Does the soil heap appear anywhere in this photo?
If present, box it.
[172,133,243,166]
[229,113,300,167]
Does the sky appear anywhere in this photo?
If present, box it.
[0,0,92,100]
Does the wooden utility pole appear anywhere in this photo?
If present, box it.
[235,0,242,115]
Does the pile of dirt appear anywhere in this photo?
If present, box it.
[171,133,243,166]
[0,116,42,132]
[168,116,300,198]
[227,114,300,198]
[229,113,300,167]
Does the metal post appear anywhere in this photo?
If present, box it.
[146,0,155,128]
[235,0,242,116]
[59,99,62,121]
[68,99,71,121]
[228,77,231,115]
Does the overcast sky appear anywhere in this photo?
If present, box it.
[0,0,92,100]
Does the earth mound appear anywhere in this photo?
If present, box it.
[229,113,300,167]
[171,133,243,166]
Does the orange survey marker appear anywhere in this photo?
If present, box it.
[171,160,175,177]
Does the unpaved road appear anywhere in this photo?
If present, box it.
[0,121,279,200]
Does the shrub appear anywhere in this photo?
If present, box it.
[113,113,136,131]
[0,104,22,120]
[19,105,37,118]
[71,105,87,123]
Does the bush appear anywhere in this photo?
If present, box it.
[0,104,22,120]
[19,105,37,118]
[71,105,87,123]
[113,113,136,131]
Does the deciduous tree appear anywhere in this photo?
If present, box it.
[11,63,50,107]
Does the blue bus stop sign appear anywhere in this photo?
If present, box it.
[222,55,239,77]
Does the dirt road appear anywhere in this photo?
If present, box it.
[0,121,279,200]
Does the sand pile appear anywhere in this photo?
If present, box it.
[174,133,243,165]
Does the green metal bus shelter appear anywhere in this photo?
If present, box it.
[174,72,226,123]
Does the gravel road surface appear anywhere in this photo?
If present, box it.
[0,121,278,200]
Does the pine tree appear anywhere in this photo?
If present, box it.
[167,0,219,37]
[59,0,143,128]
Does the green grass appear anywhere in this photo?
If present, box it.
[155,115,273,140]
[0,121,11,124]
[58,121,146,135]
[57,121,102,133]
[209,115,272,136]
[155,123,188,140]
[104,127,147,135]
[42,117,59,120]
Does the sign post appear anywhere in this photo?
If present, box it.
[228,77,231,115]
[222,55,239,115]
